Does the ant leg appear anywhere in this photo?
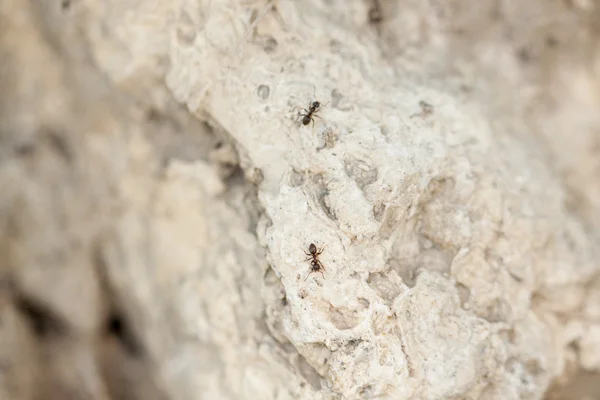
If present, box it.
[316,260,326,271]
[304,271,313,281]
[312,114,330,129]
[296,108,309,117]
[311,118,315,128]
[319,270,325,279]
[315,244,327,257]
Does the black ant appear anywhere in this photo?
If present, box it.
[303,243,326,280]
[296,93,329,128]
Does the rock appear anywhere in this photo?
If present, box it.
[1,0,600,399]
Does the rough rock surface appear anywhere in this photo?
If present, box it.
[1,0,600,399]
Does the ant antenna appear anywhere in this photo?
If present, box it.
[312,85,330,108]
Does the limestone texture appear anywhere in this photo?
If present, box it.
[1,0,600,399]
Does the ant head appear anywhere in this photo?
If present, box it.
[312,101,320,108]
[309,243,317,253]
[302,115,312,125]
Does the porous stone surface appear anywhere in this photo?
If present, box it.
[1,0,600,399]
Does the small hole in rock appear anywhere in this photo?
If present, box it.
[43,129,72,162]
[16,143,36,157]
[257,84,270,100]
[262,36,278,53]
[15,294,67,338]
[105,310,143,357]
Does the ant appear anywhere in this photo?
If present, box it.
[303,243,327,280]
[296,91,329,128]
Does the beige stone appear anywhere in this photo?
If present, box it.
[1,0,600,399]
